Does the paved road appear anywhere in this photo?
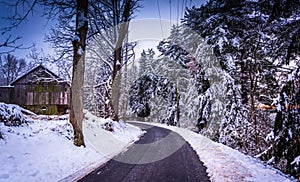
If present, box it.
[79,123,210,182]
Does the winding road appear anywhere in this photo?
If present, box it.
[79,123,210,182]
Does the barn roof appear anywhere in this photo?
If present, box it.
[10,65,70,86]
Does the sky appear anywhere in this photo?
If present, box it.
[0,0,206,60]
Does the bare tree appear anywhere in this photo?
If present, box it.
[41,0,87,146]
[68,0,88,147]
[88,0,140,121]
[0,54,26,85]
[44,7,75,81]
[0,0,36,55]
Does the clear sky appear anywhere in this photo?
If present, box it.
[0,0,206,59]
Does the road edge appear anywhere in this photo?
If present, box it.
[58,123,146,182]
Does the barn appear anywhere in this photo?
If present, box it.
[0,65,70,115]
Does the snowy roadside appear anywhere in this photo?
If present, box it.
[131,121,294,182]
[63,111,146,181]
[0,109,143,182]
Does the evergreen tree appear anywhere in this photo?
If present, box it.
[129,73,178,126]
[138,48,155,76]
[158,23,226,139]
[260,67,300,178]
[182,0,300,177]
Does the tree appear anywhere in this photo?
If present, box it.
[182,0,294,152]
[0,0,87,146]
[157,24,225,139]
[44,4,76,81]
[44,0,139,145]
[28,0,87,147]
[0,0,35,55]
[259,67,300,178]
[129,73,179,126]
[182,0,300,178]
[117,42,138,121]
[88,0,140,121]
[46,0,140,121]
[138,47,200,128]
[85,39,137,120]
[0,54,26,85]
[67,0,88,147]
[26,47,56,72]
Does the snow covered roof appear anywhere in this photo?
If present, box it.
[9,65,70,86]
[0,86,14,88]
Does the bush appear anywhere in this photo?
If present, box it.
[0,102,26,126]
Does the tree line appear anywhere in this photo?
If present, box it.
[158,0,299,178]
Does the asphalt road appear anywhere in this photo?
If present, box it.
[79,123,210,182]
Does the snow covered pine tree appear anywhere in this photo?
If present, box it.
[129,73,179,126]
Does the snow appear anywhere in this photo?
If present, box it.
[272,95,282,112]
[72,35,80,42]
[0,101,295,181]
[0,86,14,88]
[0,107,143,182]
[116,60,121,66]
[78,47,83,55]
[288,128,293,139]
[78,11,87,29]
[266,131,275,141]
[132,121,294,182]
[291,156,300,165]
[0,103,26,126]
[287,68,299,82]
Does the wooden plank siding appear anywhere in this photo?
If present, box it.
[25,91,69,106]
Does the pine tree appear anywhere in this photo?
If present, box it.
[183,0,300,177]
[183,0,282,152]
[129,72,179,126]
[157,23,227,139]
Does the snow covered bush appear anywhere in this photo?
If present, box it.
[50,121,74,140]
[0,102,26,126]
[103,121,114,132]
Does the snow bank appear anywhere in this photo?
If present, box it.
[0,102,26,126]
[133,121,294,182]
[0,109,143,182]
[83,110,145,158]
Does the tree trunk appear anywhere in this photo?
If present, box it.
[176,84,180,127]
[69,0,88,147]
[102,0,132,122]
[249,40,260,146]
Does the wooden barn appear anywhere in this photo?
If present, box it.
[0,65,70,115]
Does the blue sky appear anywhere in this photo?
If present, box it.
[0,0,206,59]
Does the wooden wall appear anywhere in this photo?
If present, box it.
[12,83,70,114]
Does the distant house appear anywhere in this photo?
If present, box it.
[0,65,70,115]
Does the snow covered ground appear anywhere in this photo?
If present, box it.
[0,101,295,182]
[132,121,295,182]
[0,107,143,182]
